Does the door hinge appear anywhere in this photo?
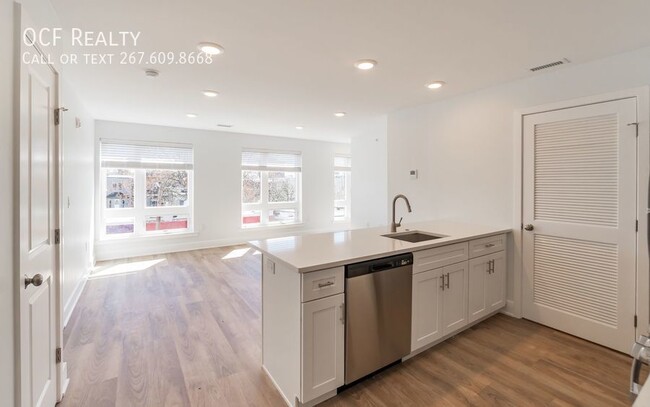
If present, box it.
[56,347,62,363]
[635,315,638,328]
[54,228,60,245]
[54,107,68,126]
[628,122,639,137]
[636,220,639,232]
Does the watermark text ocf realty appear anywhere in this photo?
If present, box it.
[24,28,141,47]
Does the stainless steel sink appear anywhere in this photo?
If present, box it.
[382,230,446,243]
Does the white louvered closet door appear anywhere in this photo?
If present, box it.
[522,97,637,353]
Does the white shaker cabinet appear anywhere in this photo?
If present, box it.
[441,261,469,335]
[411,261,469,352]
[301,293,345,403]
[468,251,506,323]
[411,268,444,350]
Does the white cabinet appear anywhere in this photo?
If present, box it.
[301,293,345,402]
[468,251,506,323]
[441,261,469,335]
[411,268,443,350]
[411,261,469,352]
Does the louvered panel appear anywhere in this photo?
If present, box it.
[534,113,619,227]
[533,234,618,327]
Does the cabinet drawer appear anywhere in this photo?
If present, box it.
[469,234,506,258]
[413,242,469,274]
[301,266,344,302]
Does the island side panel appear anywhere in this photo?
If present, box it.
[262,254,302,406]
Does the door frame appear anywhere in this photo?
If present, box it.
[512,87,650,340]
[14,3,68,404]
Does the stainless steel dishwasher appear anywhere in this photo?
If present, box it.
[345,253,413,384]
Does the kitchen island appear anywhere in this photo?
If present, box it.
[249,220,511,407]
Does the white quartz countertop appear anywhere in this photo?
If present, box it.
[248,220,511,273]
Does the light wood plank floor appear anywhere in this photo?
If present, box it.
[61,246,633,406]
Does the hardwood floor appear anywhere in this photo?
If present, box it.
[61,246,633,407]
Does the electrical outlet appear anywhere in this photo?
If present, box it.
[409,169,418,180]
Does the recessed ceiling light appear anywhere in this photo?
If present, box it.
[144,68,159,78]
[202,90,219,98]
[295,126,304,130]
[354,59,377,70]
[334,112,346,117]
[186,113,198,118]
[426,81,446,89]
[197,42,224,55]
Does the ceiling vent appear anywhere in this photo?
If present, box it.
[530,58,570,72]
[217,124,233,128]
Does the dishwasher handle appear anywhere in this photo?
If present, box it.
[370,263,394,272]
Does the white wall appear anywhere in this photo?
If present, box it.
[387,45,650,311]
[1,1,16,405]
[94,120,351,260]
[61,81,95,325]
[351,118,388,228]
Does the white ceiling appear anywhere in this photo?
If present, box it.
[51,0,650,143]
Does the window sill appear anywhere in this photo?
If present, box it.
[241,222,304,230]
[98,231,198,243]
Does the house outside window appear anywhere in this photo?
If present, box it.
[334,155,351,221]
[241,149,302,227]
[100,140,194,238]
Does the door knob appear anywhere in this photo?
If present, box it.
[24,274,44,289]
[524,224,534,231]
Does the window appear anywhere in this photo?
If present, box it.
[100,140,193,239]
[241,149,302,227]
[334,155,351,221]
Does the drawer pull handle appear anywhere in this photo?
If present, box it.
[484,243,496,248]
[318,281,335,288]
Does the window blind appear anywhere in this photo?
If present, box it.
[100,140,194,170]
[242,149,302,172]
[334,155,351,171]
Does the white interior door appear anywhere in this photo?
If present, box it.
[18,34,59,407]
[522,98,637,353]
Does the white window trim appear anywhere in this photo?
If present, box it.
[334,154,351,222]
[241,170,302,228]
[241,149,303,228]
[100,168,194,240]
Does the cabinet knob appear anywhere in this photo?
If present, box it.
[25,274,44,289]
[524,224,534,231]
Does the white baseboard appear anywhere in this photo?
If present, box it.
[94,224,352,262]
[95,236,252,261]
[262,364,293,407]
[63,271,89,327]
[501,299,519,318]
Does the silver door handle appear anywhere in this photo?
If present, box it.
[445,273,450,289]
[24,274,44,289]
[524,224,534,231]
[440,275,445,291]
[484,243,495,248]
[318,281,334,288]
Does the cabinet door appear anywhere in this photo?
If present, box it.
[468,256,490,323]
[301,293,345,403]
[411,268,444,351]
[442,261,468,336]
[487,251,506,312]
